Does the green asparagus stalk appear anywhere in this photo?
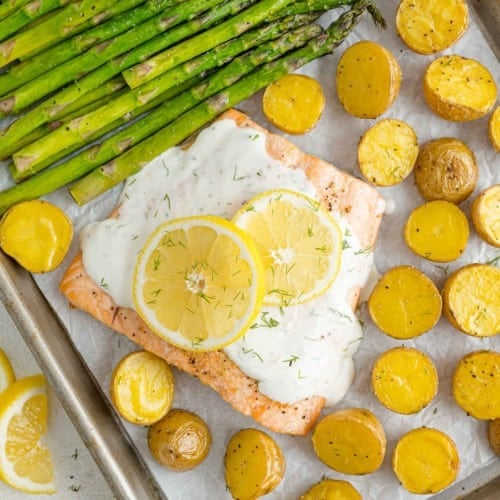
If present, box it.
[0,0,256,156]
[0,0,70,42]
[0,0,148,96]
[72,0,380,204]
[123,0,296,89]
[0,0,31,22]
[0,0,123,68]
[13,14,320,174]
[274,0,353,18]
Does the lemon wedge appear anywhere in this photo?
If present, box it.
[0,374,55,494]
[0,348,15,395]
[232,189,342,306]
[110,350,174,425]
[133,215,265,351]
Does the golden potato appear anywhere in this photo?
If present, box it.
[404,200,469,262]
[262,74,325,135]
[488,419,500,455]
[489,106,500,152]
[372,347,438,414]
[336,41,401,119]
[414,138,478,203]
[148,409,211,471]
[443,264,500,337]
[368,266,442,340]
[471,185,500,247]
[312,408,386,475]
[224,428,285,500]
[452,350,500,420]
[393,427,460,494]
[396,0,468,55]
[423,55,497,122]
[358,119,419,186]
[299,479,362,500]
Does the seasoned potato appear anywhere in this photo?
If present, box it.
[299,479,362,500]
[396,0,468,55]
[148,409,211,471]
[336,41,401,119]
[490,106,500,152]
[368,266,442,340]
[358,119,419,186]
[372,347,438,414]
[312,408,386,475]
[404,200,469,262]
[488,419,500,455]
[452,350,500,420]
[424,55,497,122]
[110,350,174,425]
[224,428,285,500]
[262,74,325,135]
[443,264,500,337]
[414,138,478,203]
[393,427,460,494]
[471,185,500,247]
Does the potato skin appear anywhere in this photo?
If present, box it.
[471,185,500,247]
[489,106,500,152]
[299,479,362,500]
[148,409,211,471]
[488,419,500,455]
[414,138,478,203]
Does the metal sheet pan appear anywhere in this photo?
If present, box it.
[0,1,499,499]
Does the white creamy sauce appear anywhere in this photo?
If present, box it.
[81,119,374,406]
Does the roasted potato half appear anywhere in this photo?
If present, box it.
[423,55,497,122]
[336,41,401,119]
[312,408,386,475]
[488,419,500,455]
[471,185,500,247]
[299,479,362,500]
[489,106,500,152]
[414,138,478,204]
[443,264,500,337]
[393,427,460,494]
[396,0,468,55]
[452,350,500,420]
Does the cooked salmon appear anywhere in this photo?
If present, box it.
[60,109,384,435]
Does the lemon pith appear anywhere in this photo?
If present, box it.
[232,189,342,306]
[133,215,265,351]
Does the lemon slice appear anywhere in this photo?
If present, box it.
[110,350,174,425]
[0,348,15,395]
[0,374,55,494]
[133,215,265,351]
[232,189,342,306]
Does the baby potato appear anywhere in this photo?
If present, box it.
[224,428,285,500]
[262,74,325,135]
[372,347,438,414]
[299,479,361,500]
[489,106,500,152]
[393,427,460,494]
[368,266,442,340]
[452,350,500,420]
[471,185,500,247]
[336,41,401,119]
[148,409,211,471]
[414,138,478,204]
[396,0,468,55]
[312,408,386,475]
[443,264,500,337]
[423,55,497,122]
[488,419,500,455]
[404,200,469,262]
[358,119,419,186]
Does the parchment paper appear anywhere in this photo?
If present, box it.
[1,1,499,498]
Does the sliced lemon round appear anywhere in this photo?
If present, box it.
[110,350,175,425]
[0,348,15,395]
[0,374,55,494]
[232,189,342,306]
[133,215,265,351]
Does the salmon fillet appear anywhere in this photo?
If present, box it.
[60,109,384,435]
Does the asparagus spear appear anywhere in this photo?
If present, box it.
[13,14,320,174]
[0,0,256,156]
[0,0,147,96]
[0,0,70,43]
[0,0,123,68]
[275,0,354,17]
[0,0,31,22]
[72,0,381,204]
